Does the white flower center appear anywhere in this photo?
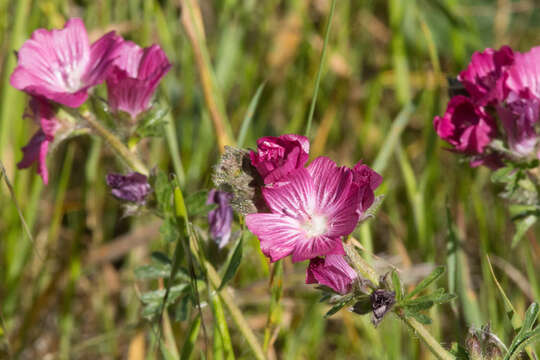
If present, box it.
[301,214,327,237]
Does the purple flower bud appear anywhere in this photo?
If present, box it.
[207,189,233,248]
[106,172,151,204]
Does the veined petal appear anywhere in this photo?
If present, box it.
[10,18,92,107]
[326,184,360,237]
[246,213,303,262]
[83,31,123,87]
[307,156,354,215]
[262,168,314,218]
[291,235,344,263]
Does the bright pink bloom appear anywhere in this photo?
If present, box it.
[505,46,540,99]
[434,95,497,154]
[458,46,514,105]
[17,98,60,184]
[246,157,360,262]
[10,18,121,107]
[306,255,357,294]
[250,134,310,184]
[106,41,171,119]
[352,162,382,214]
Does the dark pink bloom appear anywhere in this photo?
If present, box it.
[250,134,310,184]
[10,18,121,107]
[207,189,233,248]
[306,255,357,294]
[17,98,59,184]
[434,95,497,154]
[245,157,360,262]
[458,46,514,105]
[106,41,171,119]
[352,162,382,214]
[106,172,151,204]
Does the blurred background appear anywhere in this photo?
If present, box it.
[1,0,539,358]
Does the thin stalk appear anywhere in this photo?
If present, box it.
[305,0,336,139]
[65,108,148,176]
[397,312,455,360]
[180,0,234,152]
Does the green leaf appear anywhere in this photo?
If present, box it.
[185,190,217,217]
[160,217,179,243]
[135,105,169,138]
[135,264,170,279]
[511,215,536,248]
[140,283,189,304]
[175,296,191,322]
[506,303,539,360]
[219,235,243,290]
[404,266,445,300]
[392,270,404,302]
[141,302,161,319]
[180,315,201,360]
[404,309,432,325]
[151,251,172,265]
[325,293,355,318]
[154,170,174,213]
[486,255,521,331]
[403,300,434,312]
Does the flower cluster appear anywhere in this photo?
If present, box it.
[245,134,381,294]
[11,18,171,184]
[434,46,540,167]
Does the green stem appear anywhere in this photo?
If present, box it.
[65,108,149,176]
[305,0,336,139]
[397,313,455,360]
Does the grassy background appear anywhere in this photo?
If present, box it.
[1,0,539,358]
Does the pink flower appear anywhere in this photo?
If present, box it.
[245,157,361,262]
[10,18,121,107]
[207,190,234,248]
[458,46,514,105]
[106,172,151,204]
[250,134,310,184]
[505,46,540,99]
[17,98,60,184]
[352,162,382,214]
[106,41,171,119]
[306,255,357,294]
[434,95,497,154]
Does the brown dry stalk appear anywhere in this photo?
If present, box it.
[179,0,234,153]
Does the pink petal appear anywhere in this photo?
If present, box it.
[10,18,92,107]
[291,235,344,263]
[83,31,123,87]
[307,156,354,215]
[245,213,304,262]
[262,168,314,218]
[306,255,357,294]
[506,46,540,98]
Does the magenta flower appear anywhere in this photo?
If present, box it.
[250,134,310,184]
[106,41,171,120]
[434,95,497,154]
[245,157,361,262]
[352,162,382,214]
[106,172,151,204]
[458,46,514,105]
[207,189,233,248]
[10,18,121,107]
[17,98,59,184]
[306,255,357,294]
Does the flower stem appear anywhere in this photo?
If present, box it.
[397,312,455,360]
[66,108,149,176]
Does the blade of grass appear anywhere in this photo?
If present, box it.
[237,82,266,147]
[304,0,336,139]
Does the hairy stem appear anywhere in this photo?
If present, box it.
[65,108,149,176]
[397,312,455,360]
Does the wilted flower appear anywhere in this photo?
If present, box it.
[10,18,121,107]
[250,134,310,184]
[370,289,396,326]
[207,189,233,248]
[246,157,361,262]
[17,98,60,184]
[106,41,171,120]
[306,255,357,294]
[434,95,497,154]
[458,46,514,105]
[106,172,151,204]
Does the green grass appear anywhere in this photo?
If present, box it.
[1,0,539,358]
